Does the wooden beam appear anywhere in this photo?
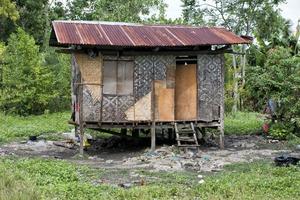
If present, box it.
[78,85,84,156]
[151,121,156,151]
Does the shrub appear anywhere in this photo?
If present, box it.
[246,47,300,123]
[0,28,71,115]
[269,123,291,140]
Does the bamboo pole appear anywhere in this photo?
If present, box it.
[151,62,156,152]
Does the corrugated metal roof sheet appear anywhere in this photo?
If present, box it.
[51,20,251,47]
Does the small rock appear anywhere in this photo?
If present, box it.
[202,155,210,161]
[105,159,114,164]
[88,156,97,160]
[197,174,203,179]
[295,145,300,151]
[198,179,205,184]
[119,183,132,188]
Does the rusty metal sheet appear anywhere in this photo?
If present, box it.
[51,21,252,47]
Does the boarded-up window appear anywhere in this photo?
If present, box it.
[103,60,134,95]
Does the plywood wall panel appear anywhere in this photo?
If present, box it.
[175,64,197,120]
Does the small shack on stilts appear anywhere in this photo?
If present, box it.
[49,21,251,154]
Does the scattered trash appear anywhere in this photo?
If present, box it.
[198,179,205,184]
[268,139,280,144]
[53,141,75,149]
[62,131,78,143]
[274,156,300,166]
[29,135,37,141]
[105,160,114,164]
[197,174,203,179]
[118,183,132,189]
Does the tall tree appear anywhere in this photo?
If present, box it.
[201,0,286,112]
[181,0,205,25]
[0,28,56,115]
[67,0,165,22]
[0,0,19,42]
[0,0,19,21]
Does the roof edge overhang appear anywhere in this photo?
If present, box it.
[49,20,252,48]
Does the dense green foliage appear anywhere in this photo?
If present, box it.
[246,47,300,121]
[269,122,291,140]
[1,28,54,115]
[0,111,71,143]
[0,158,299,200]
[0,0,19,21]
[0,28,70,115]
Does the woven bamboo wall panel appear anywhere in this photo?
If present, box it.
[75,53,102,102]
[74,53,102,121]
[134,92,152,121]
[82,86,102,121]
[102,94,135,122]
[197,54,224,122]
[134,56,154,101]
[134,55,175,100]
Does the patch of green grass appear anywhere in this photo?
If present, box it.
[196,161,300,199]
[0,157,299,200]
[0,112,72,143]
[225,112,264,135]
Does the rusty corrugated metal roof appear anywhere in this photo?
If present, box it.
[51,20,251,47]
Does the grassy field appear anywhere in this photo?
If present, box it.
[0,157,299,200]
[0,112,72,143]
[224,112,264,135]
[0,111,265,143]
[0,112,299,199]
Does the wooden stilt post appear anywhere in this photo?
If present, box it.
[219,54,225,149]
[79,121,84,155]
[151,60,156,152]
[219,126,224,149]
[151,121,156,152]
[79,84,84,156]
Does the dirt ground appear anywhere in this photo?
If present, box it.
[1,134,299,174]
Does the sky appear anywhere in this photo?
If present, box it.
[164,0,300,31]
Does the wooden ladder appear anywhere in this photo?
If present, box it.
[175,122,199,149]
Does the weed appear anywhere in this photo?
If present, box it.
[225,112,264,135]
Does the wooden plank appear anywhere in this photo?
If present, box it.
[175,64,197,120]
[154,80,174,121]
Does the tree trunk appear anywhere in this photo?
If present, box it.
[232,54,239,113]
[240,44,246,110]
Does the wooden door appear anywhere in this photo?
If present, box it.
[175,64,197,120]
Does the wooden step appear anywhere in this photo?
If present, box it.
[178,130,194,134]
[175,122,199,149]
[178,144,200,147]
[176,137,195,142]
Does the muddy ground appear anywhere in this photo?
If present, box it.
[1,134,299,169]
[1,134,299,186]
